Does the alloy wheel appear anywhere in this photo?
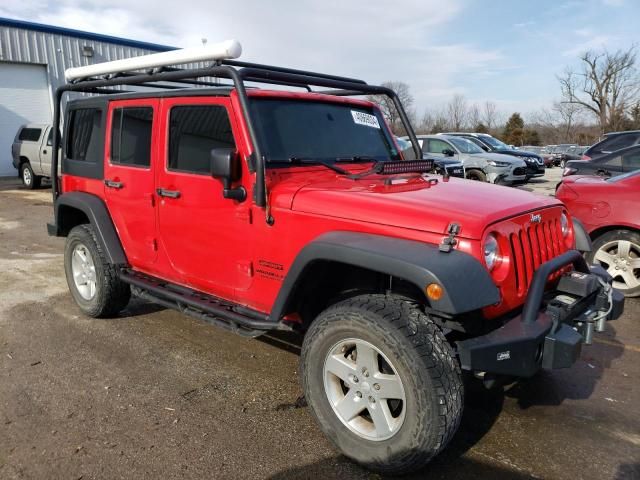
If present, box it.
[594,239,640,291]
[323,338,406,441]
[71,244,97,300]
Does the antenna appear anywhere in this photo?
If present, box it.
[64,39,242,81]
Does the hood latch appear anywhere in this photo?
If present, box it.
[439,223,461,253]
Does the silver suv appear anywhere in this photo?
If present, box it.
[11,124,57,189]
[419,134,527,184]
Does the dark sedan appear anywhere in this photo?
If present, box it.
[563,145,640,178]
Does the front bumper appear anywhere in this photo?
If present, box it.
[457,250,624,378]
[488,164,528,184]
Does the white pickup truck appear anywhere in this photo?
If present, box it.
[11,124,58,189]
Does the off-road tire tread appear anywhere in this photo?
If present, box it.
[65,224,130,317]
[301,294,463,475]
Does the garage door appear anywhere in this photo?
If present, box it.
[0,63,52,176]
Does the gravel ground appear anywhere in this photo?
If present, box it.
[0,170,638,480]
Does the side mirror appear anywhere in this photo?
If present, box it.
[210,148,246,201]
[442,149,455,157]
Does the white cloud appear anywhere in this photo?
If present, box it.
[561,34,615,56]
[0,0,509,114]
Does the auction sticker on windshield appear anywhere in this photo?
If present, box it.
[351,110,380,129]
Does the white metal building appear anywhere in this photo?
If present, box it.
[0,17,174,176]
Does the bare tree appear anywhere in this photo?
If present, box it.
[467,103,482,130]
[553,101,582,142]
[367,81,415,134]
[558,46,640,132]
[482,101,499,131]
[446,94,468,131]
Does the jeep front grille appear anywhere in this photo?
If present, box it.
[509,218,567,297]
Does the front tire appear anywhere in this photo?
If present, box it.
[20,162,40,189]
[64,224,131,317]
[301,294,463,475]
[587,229,640,297]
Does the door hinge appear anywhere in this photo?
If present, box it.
[150,193,155,207]
[237,261,253,277]
[152,239,158,251]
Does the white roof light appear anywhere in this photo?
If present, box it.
[64,39,242,82]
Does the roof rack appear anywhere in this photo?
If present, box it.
[51,43,421,218]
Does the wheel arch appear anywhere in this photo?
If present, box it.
[270,231,500,324]
[589,224,640,241]
[51,192,127,265]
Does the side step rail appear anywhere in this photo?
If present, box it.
[119,269,290,338]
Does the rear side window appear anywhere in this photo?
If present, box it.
[595,134,640,154]
[426,139,452,154]
[18,128,42,142]
[623,150,640,170]
[168,105,235,174]
[67,108,103,162]
[111,107,153,167]
[600,154,623,167]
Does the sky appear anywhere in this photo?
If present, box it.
[1,0,638,120]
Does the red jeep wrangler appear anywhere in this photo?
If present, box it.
[48,43,624,474]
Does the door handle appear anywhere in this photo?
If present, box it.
[104,179,124,189]
[42,149,47,154]
[156,188,181,199]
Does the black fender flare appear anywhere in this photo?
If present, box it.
[270,231,500,320]
[50,192,127,265]
[572,218,592,253]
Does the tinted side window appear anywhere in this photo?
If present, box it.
[427,139,452,154]
[601,155,623,167]
[168,105,235,174]
[598,134,639,153]
[18,128,42,142]
[111,107,153,167]
[67,108,103,162]
[623,150,640,170]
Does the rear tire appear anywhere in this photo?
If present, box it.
[466,169,487,182]
[20,162,40,189]
[64,224,131,317]
[587,229,640,297]
[301,294,463,475]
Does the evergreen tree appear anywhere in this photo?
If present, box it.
[503,113,525,145]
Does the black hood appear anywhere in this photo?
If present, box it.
[494,148,539,159]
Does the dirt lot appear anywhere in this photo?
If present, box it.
[1,170,639,480]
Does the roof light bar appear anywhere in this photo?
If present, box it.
[64,39,242,81]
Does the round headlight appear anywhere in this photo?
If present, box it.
[484,234,500,270]
[560,213,570,237]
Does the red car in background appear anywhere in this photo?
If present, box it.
[557,170,640,297]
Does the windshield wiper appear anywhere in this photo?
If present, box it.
[288,157,349,175]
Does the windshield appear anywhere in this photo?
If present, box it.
[249,98,400,164]
[448,136,485,154]
[480,135,509,150]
